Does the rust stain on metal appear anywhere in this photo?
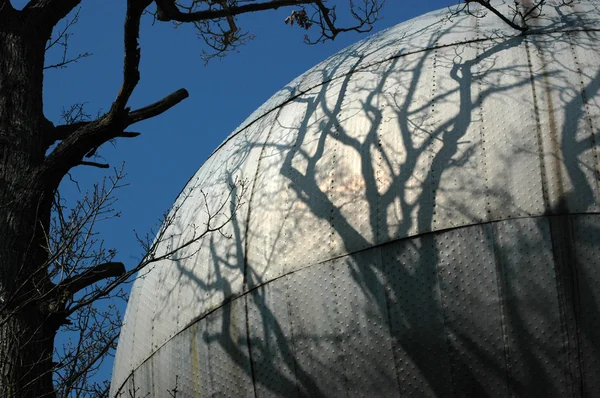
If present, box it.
[190,324,202,395]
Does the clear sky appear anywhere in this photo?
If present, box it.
[33,0,456,390]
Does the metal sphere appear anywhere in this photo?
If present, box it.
[112,1,600,396]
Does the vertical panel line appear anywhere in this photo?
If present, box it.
[524,35,552,213]
[242,106,286,288]
[489,223,515,398]
[549,215,585,397]
[243,295,259,398]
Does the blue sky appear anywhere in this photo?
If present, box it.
[36,0,455,388]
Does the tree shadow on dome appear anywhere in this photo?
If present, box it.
[237,15,600,398]
[114,6,600,397]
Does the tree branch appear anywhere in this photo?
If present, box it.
[128,88,189,124]
[42,87,188,191]
[78,161,109,169]
[119,131,141,138]
[466,0,528,31]
[61,333,119,395]
[154,0,317,22]
[292,0,382,44]
[49,121,90,143]
[47,123,140,146]
[41,0,173,191]
[111,0,153,115]
[58,262,125,297]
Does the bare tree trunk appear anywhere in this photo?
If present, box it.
[0,11,57,398]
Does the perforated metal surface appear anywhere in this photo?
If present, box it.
[492,218,568,396]
[112,1,600,395]
[436,224,507,397]
[573,214,600,394]
[382,233,452,397]
[246,283,299,398]
[115,216,600,396]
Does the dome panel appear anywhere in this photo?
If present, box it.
[223,0,600,153]
[533,30,600,213]
[127,261,160,370]
[161,110,280,331]
[475,36,546,218]
[246,83,349,286]
[110,272,142,379]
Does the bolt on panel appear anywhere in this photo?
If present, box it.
[245,86,333,288]
[195,298,255,397]
[152,335,181,397]
[173,110,278,331]
[130,264,160,375]
[247,81,352,287]
[323,68,384,255]
[176,324,204,398]
[571,30,600,211]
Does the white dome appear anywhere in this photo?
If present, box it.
[112,1,600,396]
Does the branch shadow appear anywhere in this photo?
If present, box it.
[116,5,600,397]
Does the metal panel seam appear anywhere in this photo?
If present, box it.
[569,216,588,393]
[170,212,600,337]
[378,246,404,395]
[474,17,494,221]
[434,245,458,398]
[242,105,286,289]
[489,223,515,398]
[114,214,600,395]
[525,36,552,213]
[282,275,303,397]
[549,216,584,396]
[244,295,259,398]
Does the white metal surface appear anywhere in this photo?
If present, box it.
[111,1,600,396]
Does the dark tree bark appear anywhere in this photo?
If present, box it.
[0,6,58,398]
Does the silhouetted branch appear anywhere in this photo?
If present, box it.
[453,0,549,31]
[127,89,189,124]
[59,262,126,297]
[43,7,92,70]
[154,0,316,22]
[78,161,110,169]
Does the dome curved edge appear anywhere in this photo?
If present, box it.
[111,1,600,395]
